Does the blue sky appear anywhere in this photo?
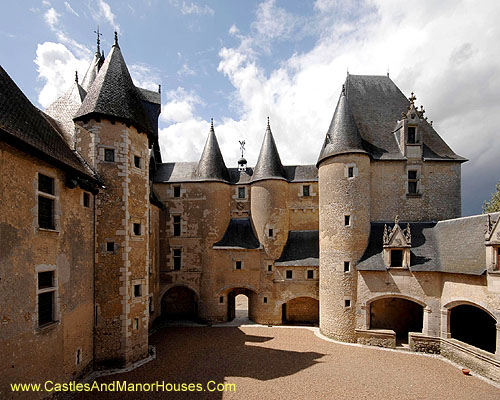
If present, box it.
[1,0,500,216]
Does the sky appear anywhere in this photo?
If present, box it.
[1,0,499,216]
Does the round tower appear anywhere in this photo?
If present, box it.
[317,84,370,342]
[250,118,289,260]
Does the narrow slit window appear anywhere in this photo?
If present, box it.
[344,215,351,226]
[173,215,181,236]
[348,166,354,178]
[219,296,224,304]
[83,192,90,208]
[134,155,141,168]
[173,185,181,198]
[173,249,182,270]
[286,270,293,280]
[268,228,274,237]
[303,185,310,197]
[344,261,350,272]
[263,297,268,304]
[408,170,418,194]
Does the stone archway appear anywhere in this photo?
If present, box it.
[450,304,497,353]
[225,287,257,323]
[161,286,198,321]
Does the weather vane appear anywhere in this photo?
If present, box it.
[239,140,246,158]
[94,26,102,53]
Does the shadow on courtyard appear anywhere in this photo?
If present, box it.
[76,327,324,399]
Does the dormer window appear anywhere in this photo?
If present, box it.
[383,217,411,269]
[390,250,403,267]
[407,126,417,144]
[495,247,500,271]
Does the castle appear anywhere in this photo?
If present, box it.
[1,33,499,396]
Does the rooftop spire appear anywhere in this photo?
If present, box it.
[194,119,230,182]
[251,118,286,182]
[114,31,119,47]
[94,26,102,54]
[75,70,78,83]
[317,82,367,166]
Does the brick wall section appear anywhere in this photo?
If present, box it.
[0,141,94,398]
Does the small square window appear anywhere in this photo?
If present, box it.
[344,261,350,272]
[173,185,181,198]
[83,192,90,208]
[106,242,114,252]
[133,223,141,236]
[219,296,224,304]
[286,270,293,280]
[38,271,54,290]
[235,261,242,270]
[307,270,314,279]
[263,297,268,304]
[134,155,141,168]
[134,284,142,297]
[268,228,273,237]
[344,299,351,308]
[303,185,310,197]
[173,248,182,270]
[408,127,417,144]
[267,264,273,272]
[344,215,351,226]
[104,149,115,162]
[348,167,354,178]
[238,187,246,199]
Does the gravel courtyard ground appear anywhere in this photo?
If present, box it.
[76,325,500,400]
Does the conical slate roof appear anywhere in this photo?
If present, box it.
[193,120,230,182]
[317,85,367,166]
[251,118,286,182]
[74,39,152,135]
[45,76,87,146]
[81,51,104,92]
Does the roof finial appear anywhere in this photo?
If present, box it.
[158,84,161,94]
[210,118,214,131]
[239,140,246,158]
[347,67,349,76]
[75,70,78,83]
[94,25,102,54]
[267,116,270,130]
[409,92,416,104]
[387,67,389,77]
[114,31,119,47]
[341,84,346,96]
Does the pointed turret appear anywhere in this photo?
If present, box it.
[81,26,105,92]
[74,32,152,135]
[194,119,230,182]
[45,72,87,145]
[317,84,366,167]
[251,117,286,182]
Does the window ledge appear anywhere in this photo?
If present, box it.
[36,321,59,333]
[38,227,59,233]
[406,193,422,198]
[487,269,500,275]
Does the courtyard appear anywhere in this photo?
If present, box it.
[75,324,500,400]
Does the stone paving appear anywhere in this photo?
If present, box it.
[76,323,500,400]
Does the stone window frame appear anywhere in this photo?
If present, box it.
[131,219,145,241]
[234,260,244,270]
[132,153,142,170]
[172,214,182,237]
[102,147,116,163]
[383,247,411,269]
[344,163,358,180]
[344,214,352,227]
[131,279,145,304]
[265,223,278,240]
[133,318,140,330]
[35,265,59,331]
[233,186,248,202]
[306,269,315,280]
[36,171,60,232]
[406,165,422,197]
[298,183,317,198]
[172,184,183,198]
[344,261,351,273]
[82,191,91,208]
[171,247,182,271]
[407,125,418,144]
[285,270,293,280]
[344,297,352,308]
[266,263,273,274]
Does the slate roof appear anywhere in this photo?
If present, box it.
[357,213,499,275]
[153,163,317,184]
[344,75,466,161]
[193,121,230,182]
[0,66,95,179]
[81,51,105,92]
[317,87,367,165]
[213,218,261,249]
[45,79,86,146]
[251,119,287,182]
[275,230,319,266]
[74,43,152,135]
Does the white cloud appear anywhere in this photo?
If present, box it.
[160,87,204,124]
[169,0,214,16]
[177,63,196,77]
[64,1,79,17]
[160,0,500,215]
[93,0,120,32]
[34,42,89,108]
[44,8,60,29]
[129,63,161,91]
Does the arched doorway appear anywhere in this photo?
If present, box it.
[282,297,319,325]
[161,286,198,321]
[450,304,496,353]
[369,297,423,343]
[226,288,256,322]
